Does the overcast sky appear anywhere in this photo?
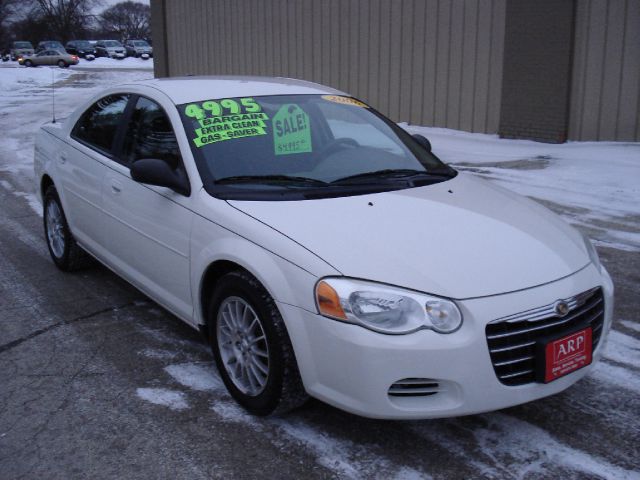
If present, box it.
[94,0,150,14]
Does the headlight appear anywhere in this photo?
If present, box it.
[315,278,463,334]
[581,232,602,272]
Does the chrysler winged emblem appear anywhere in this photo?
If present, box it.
[554,301,570,317]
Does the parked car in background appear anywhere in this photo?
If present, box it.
[33,76,613,419]
[19,50,79,68]
[124,39,153,58]
[36,40,65,53]
[65,40,96,58]
[9,41,34,60]
[95,40,125,59]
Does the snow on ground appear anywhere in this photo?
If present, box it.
[145,356,640,479]
[620,319,640,333]
[602,330,640,366]
[136,387,189,410]
[164,362,224,391]
[0,62,152,204]
[464,414,635,480]
[411,412,639,480]
[72,57,154,70]
[160,360,429,480]
[0,65,74,93]
[401,124,640,252]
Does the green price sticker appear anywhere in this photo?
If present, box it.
[273,104,312,156]
[185,97,269,147]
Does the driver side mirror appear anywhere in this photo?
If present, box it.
[130,158,190,196]
[412,134,432,153]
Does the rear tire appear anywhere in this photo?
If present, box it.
[43,186,94,271]
[57,60,66,68]
[208,270,308,416]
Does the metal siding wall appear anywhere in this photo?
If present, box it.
[160,0,506,133]
[570,0,640,141]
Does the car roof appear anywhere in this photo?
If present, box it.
[125,76,347,105]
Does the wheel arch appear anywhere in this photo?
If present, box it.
[40,174,54,199]
[199,259,248,337]
[194,237,321,333]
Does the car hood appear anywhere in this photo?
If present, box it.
[228,173,590,299]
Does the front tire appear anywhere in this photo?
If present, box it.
[24,59,32,67]
[43,186,94,271]
[208,271,308,416]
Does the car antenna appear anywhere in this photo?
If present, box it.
[51,67,56,124]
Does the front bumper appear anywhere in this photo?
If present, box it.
[280,264,613,419]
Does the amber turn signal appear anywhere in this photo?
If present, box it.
[316,280,347,320]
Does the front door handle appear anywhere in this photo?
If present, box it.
[58,153,67,164]
[110,180,122,193]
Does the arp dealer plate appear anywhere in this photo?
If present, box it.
[538,327,593,383]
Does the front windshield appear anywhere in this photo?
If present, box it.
[133,40,149,46]
[45,41,63,48]
[104,40,122,47]
[75,41,92,48]
[14,42,32,48]
[179,94,455,200]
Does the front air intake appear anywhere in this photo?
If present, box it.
[388,378,441,397]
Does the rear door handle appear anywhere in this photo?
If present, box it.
[110,180,122,193]
[58,153,67,164]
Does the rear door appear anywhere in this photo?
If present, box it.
[62,93,130,255]
[101,95,194,321]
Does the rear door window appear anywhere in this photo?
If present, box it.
[72,94,130,154]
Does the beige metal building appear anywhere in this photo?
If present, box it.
[150,0,640,143]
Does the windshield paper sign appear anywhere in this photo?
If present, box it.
[273,104,312,155]
[184,98,269,147]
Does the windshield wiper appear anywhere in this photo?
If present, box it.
[214,174,328,186]
[331,169,431,184]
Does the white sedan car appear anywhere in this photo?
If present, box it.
[34,76,613,419]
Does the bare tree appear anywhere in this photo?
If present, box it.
[0,0,21,45]
[33,0,102,42]
[100,1,150,41]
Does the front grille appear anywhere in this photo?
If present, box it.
[486,287,605,386]
[388,378,442,397]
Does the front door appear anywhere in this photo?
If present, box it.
[101,96,193,321]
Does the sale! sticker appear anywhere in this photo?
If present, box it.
[544,328,592,382]
[272,104,312,155]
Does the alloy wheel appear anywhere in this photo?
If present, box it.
[216,296,270,396]
[45,200,65,258]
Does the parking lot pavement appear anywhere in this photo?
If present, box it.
[1,67,639,479]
